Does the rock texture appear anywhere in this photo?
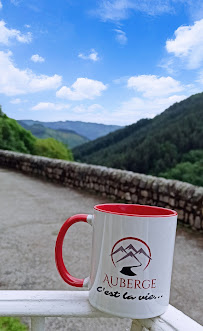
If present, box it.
[0,150,202,231]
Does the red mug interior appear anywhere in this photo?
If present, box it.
[94,203,177,217]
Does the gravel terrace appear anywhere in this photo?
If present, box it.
[0,168,202,330]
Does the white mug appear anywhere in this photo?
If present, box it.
[55,204,177,319]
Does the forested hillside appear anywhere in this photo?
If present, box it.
[74,92,203,185]
[0,108,73,161]
[18,121,89,148]
[0,108,36,154]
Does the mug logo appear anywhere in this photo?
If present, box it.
[111,237,152,276]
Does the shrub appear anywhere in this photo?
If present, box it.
[0,317,27,331]
[34,137,73,161]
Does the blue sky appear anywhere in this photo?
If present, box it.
[0,0,203,125]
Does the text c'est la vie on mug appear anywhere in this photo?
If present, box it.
[55,203,177,319]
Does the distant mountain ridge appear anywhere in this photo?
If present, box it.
[18,120,121,141]
[73,92,203,183]
[18,121,89,148]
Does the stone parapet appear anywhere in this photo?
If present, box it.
[0,150,202,231]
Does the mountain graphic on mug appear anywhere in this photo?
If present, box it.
[111,240,152,276]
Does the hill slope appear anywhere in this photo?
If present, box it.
[18,121,89,148]
[18,120,121,140]
[0,109,73,161]
[0,110,36,154]
[73,92,203,180]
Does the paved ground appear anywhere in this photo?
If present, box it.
[0,168,202,330]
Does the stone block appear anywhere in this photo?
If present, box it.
[99,185,105,192]
[194,216,201,230]
[94,183,99,190]
[118,190,124,199]
[54,168,63,175]
[158,179,169,194]
[169,198,175,207]
[153,193,158,200]
[132,176,140,186]
[125,192,131,201]
[159,195,169,203]
[189,214,194,226]
[190,187,203,203]
[130,187,136,193]
[131,194,138,203]
[139,177,148,189]
[145,176,154,189]
[186,203,192,212]
[152,180,159,192]
[184,212,189,223]
[140,190,148,198]
[114,188,118,195]
[177,209,184,221]
[179,200,185,208]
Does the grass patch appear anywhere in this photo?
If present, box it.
[0,317,27,331]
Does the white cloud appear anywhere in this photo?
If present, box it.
[114,29,127,44]
[32,102,70,111]
[72,104,104,114]
[25,103,109,123]
[94,0,203,22]
[111,94,188,125]
[78,49,99,61]
[127,75,184,98]
[24,24,31,28]
[94,0,172,22]
[56,78,107,100]
[65,103,113,124]
[196,70,203,84]
[31,54,45,63]
[10,98,21,104]
[166,19,203,69]
[61,94,188,125]
[0,1,2,9]
[158,58,177,75]
[0,20,32,45]
[113,74,190,125]
[0,51,62,96]
[88,104,104,112]
[178,0,203,21]
[121,95,187,114]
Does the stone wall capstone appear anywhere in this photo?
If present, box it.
[0,149,202,231]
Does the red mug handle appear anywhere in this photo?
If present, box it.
[55,214,93,288]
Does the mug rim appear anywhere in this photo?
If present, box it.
[94,203,177,217]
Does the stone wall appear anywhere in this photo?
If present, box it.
[0,149,202,231]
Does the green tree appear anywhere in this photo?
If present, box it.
[0,116,36,153]
[34,138,73,160]
[160,161,203,186]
